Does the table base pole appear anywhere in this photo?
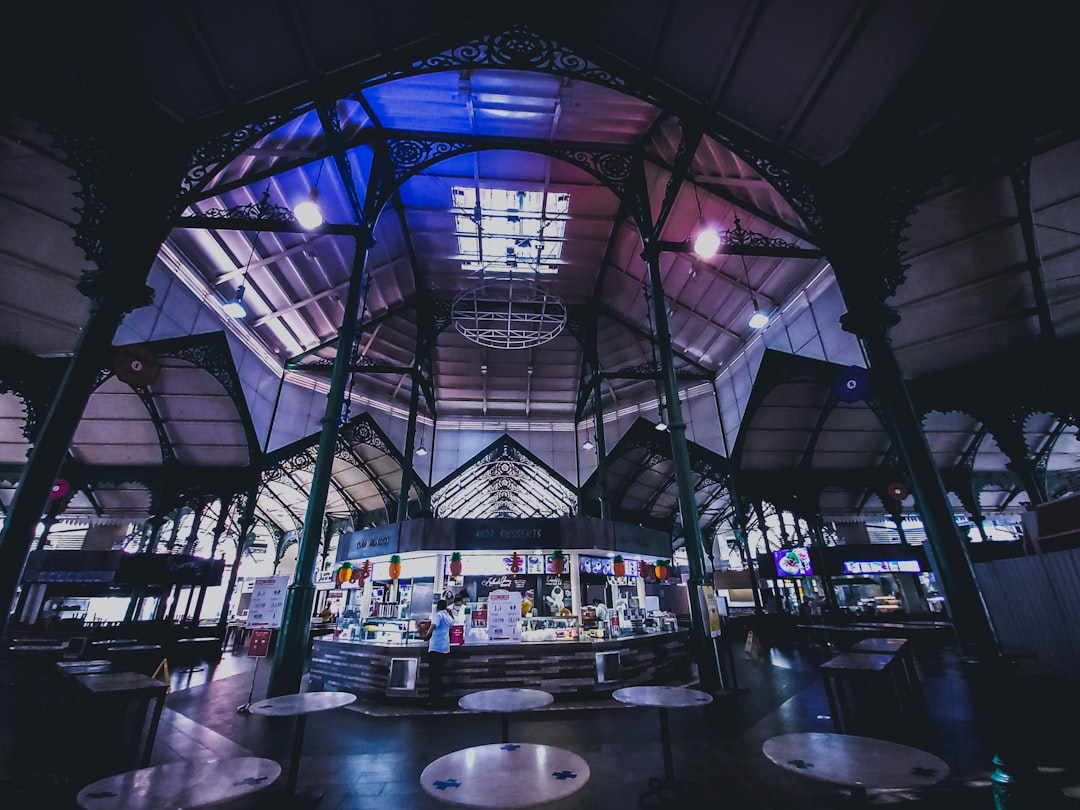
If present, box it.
[638,776,704,807]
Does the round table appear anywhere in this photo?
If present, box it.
[248,690,356,801]
[458,688,554,742]
[612,685,713,807]
[762,732,950,799]
[421,742,589,808]
[76,756,281,810]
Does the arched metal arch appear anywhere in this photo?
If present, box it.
[175,24,820,235]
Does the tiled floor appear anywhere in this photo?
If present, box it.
[2,632,1078,809]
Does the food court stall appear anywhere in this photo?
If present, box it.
[307,517,693,702]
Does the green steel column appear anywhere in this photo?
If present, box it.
[267,232,372,697]
[845,310,998,661]
[397,370,422,522]
[643,249,723,692]
[590,357,611,521]
[0,291,151,636]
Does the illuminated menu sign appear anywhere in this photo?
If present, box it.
[578,556,641,577]
[843,560,921,574]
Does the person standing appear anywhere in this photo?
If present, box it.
[426,599,454,708]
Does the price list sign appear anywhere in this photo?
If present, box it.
[246,575,290,628]
[486,589,522,642]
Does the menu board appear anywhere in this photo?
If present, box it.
[697,584,723,638]
[246,575,290,628]
[486,589,522,642]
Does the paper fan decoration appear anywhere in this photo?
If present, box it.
[832,365,871,403]
[112,344,161,388]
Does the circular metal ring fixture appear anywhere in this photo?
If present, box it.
[451,279,567,349]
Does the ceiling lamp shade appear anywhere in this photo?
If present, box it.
[293,188,323,229]
[581,431,595,451]
[222,285,248,319]
[415,443,428,456]
[748,308,770,329]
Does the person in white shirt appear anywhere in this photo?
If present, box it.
[426,599,454,708]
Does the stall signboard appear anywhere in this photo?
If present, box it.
[246,575,290,628]
[450,624,465,645]
[772,548,814,578]
[336,525,401,561]
[487,589,522,642]
[842,560,921,574]
[579,555,641,578]
[476,574,530,598]
[455,518,558,550]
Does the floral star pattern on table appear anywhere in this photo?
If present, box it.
[433,778,462,791]
[552,770,578,780]
[234,776,270,786]
[787,759,814,769]
[911,766,939,778]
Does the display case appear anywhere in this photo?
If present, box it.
[520,615,579,642]
[336,612,416,644]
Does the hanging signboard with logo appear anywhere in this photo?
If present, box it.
[487,589,522,642]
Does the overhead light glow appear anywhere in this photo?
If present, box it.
[693,228,722,258]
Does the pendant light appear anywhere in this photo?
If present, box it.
[293,159,325,229]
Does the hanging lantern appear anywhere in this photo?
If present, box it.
[654,559,669,580]
[612,555,625,578]
[334,562,353,587]
[49,478,71,501]
[388,555,401,581]
[357,559,371,586]
[509,552,522,574]
[449,552,463,577]
[550,549,565,576]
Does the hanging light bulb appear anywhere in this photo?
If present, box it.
[693,227,722,258]
[582,431,595,451]
[415,421,428,456]
[223,285,247,319]
[655,398,668,431]
[294,187,323,229]
[748,305,770,330]
[294,158,326,229]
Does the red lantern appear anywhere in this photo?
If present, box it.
[388,555,401,581]
[509,552,522,574]
[450,552,463,577]
[654,560,669,580]
[550,550,565,576]
[612,555,625,578]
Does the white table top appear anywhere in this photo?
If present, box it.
[76,756,281,810]
[612,685,713,709]
[248,690,357,716]
[762,733,950,790]
[458,688,554,713]
[421,743,589,808]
